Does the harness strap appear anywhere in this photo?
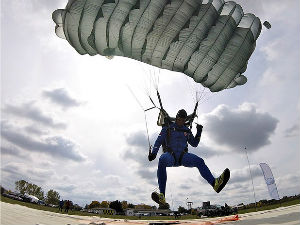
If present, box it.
[178,149,187,165]
[168,127,191,133]
[164,126,189,165]
[167,147,188,166]
[170,151,177,164]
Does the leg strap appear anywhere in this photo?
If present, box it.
[178,150,187,166]
[168,148,187,166]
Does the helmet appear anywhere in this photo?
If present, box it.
[176,109,187,119]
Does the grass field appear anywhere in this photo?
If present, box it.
[1,196,299,220]
[0,196,186,220]
[237,199,300,214]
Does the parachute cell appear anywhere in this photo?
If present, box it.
[52,0,262,92]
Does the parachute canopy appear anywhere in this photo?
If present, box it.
[53,0,262,92]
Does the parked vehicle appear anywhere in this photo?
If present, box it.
[23,194,39,203]
[2,192,23,201]
[38,200,46,205]
[198,203,236,217]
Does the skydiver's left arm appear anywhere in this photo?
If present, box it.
[188,124,203,147]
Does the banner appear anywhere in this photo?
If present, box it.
[259,163,280,200]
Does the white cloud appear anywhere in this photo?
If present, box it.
[103,175,122,188]
[3,102,67,129]
[122,131,157,186]
[230,165,262,184]
[277,173,300,197]
[1,162,55,185]
[1,145,30,159]
[260,39,281,61]
[201,103,279,152]
[24,125,49,136]
[1,122,86,162]
[284,123,300,138]
[54,184,77,192]
[42,88,83,109]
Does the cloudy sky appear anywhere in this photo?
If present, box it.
[1,0,299,209]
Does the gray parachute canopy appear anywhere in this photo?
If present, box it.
[52,0,262,92]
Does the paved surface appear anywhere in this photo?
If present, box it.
[230,205,300,225]
[1,202,299,225]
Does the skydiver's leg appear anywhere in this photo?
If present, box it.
[157,152,175,196]
[181,152,215,186]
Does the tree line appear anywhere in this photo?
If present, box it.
[85,200,171,213]
[13,180,175,212]
[15,180,60,205]
[13,180,167,212]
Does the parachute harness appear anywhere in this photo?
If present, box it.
[128,66,208,163]
[154,89,200,166]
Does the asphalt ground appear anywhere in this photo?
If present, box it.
[1,202,299,225]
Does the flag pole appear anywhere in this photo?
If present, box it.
[244,147,258,211]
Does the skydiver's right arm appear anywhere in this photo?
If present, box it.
[151,127,167,155]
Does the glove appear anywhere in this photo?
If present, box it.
[148,145,156,161]
[196,124,203,138]
[196,124,203,132]
[148,152,156,161]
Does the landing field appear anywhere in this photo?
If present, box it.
[1,202,299,225]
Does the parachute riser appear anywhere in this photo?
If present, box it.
[155,89,199,129]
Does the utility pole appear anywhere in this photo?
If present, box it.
[171,193,174,211]
[244,147,258,211]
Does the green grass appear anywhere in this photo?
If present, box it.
[1,196,299,220]
[238,199,300,214]
[0,196,197,220]
[1,196,97,217]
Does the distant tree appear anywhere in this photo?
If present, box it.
[135,204,152,209]
[73,204,83,211]
[15,180,28,194]
[121,201,128,209]
[45,189,60,205]
[26,183,44,200]
[89,201,101,209]
[15,180,44,200]
[143,204,152,209]
[1,185,6,195]
[191,208,197,215]
[158,203,170,210]
[178,206,187,214]
[128,203,135,208]
[84,204,89,209]
[100,201,109,208]
[109,200,123,213]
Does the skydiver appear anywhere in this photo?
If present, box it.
[148,109,230,205]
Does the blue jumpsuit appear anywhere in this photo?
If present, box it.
[151,123,215,196]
